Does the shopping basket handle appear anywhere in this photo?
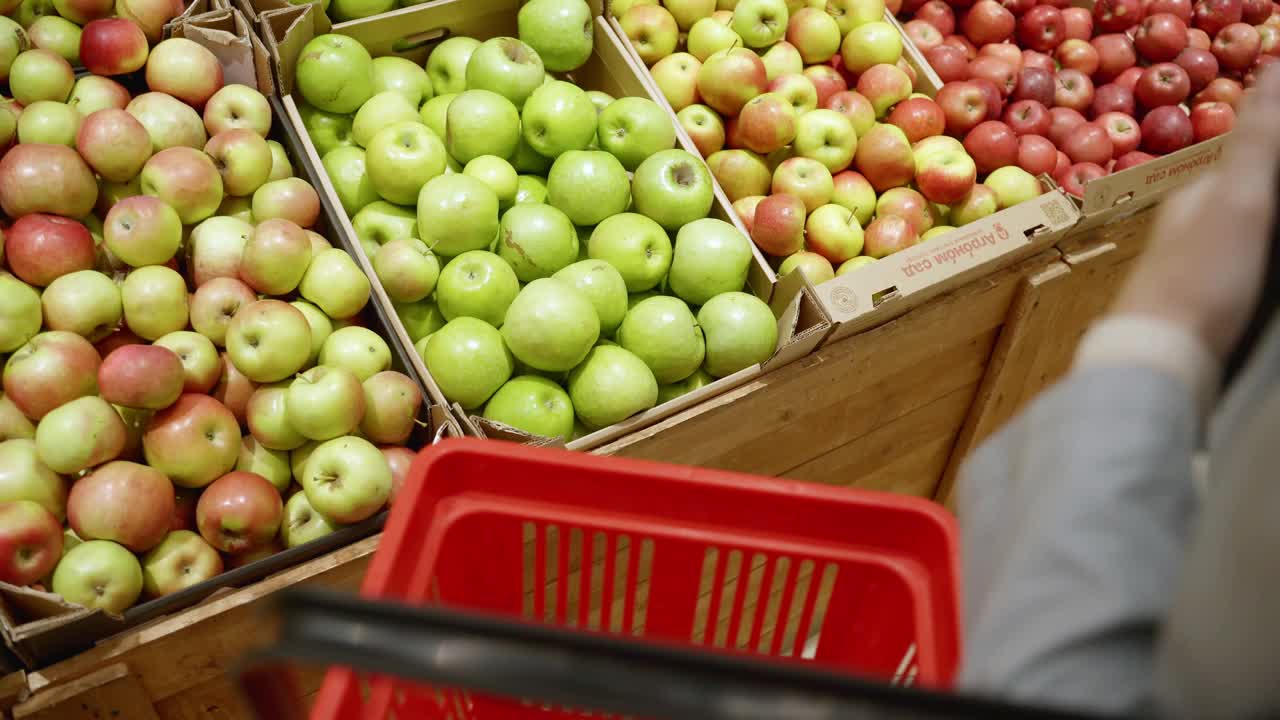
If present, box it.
[240,587,1123,720]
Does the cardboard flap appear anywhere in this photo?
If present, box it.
[1080,134,1227,215]
[260,4,329,96]
[176,8,275,94]
[471,416,569,448]
[0,584,109,667]
[162,0,220,39]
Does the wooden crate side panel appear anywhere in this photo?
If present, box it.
[13,664,158,720]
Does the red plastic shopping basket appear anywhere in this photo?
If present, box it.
[309,438,962,720]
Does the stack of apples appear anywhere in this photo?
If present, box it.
[293,0,778,443]
[0,29,422,616]
[616,0,1048,286]
[1,0,185,73]
[899,0,1277,195]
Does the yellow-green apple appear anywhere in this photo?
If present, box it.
[823,92,874,141]
[466,37,545,109]
[983,165,1041,208]
[213,354,255,425]
[446,89,520,163]
[841,21,901,74]
[769,73,819,115]
[204,129,272,197]
[482,375,575,439]
[298,102,355,157]
[663,0,716,29]
[620,5,679,63]
[48,0,105,23]
[417,173,502,256]
[825,0,884,34]
[805,203,864,263]
[588,212,673,291]
[353,201,417,247]
[496,204,578,282]
[370,55,431,107]
[126,92,206,152]
[5,213,96,287]
[852,122,914,192]
[226,300,312,383]
[319,327,391,382]
[189,215,253,286]
[9,49,74,105]
[463,155,518,208]
[40,269,121,341]
[28,16,79,65]
[677,104,725,156]
[731,194,765,233]
[423,317,513,409]
[68,75,131,115]
[921,225,955,241]
[793,108,856,172]
[141,529,222,596]
[300,435,391,523]
[239,219,311,296]
[837,255,875,274]
[103,195,181,268]
[687,15,738,60]
[115,0,184,43]
[863,214,917,258]
[0,439,65,516]
[697,47,768,115]
[2,331,100,421]
[950,184,1000,225]
[121,265,187,340]
[246,383,306,451]
[855,63,912,118]
[252,177,320,228]
[502,278,600,372]
[286,366,365,441]
[696,291,776,377]
[786,6,841,63]
[778,250,834,284]
[305,231,331,257]
[0,276,41,356]
[552,259,629,335]
[567,344,658,428]
[299,249,371,320]
[321,146,375,217]
[657,367,713,403]
[803,64,848,107]
[610,0,657,15]
[731,0,789,47]
[33,395,122,475]
[517,0,594,71]
[707,148,771,200]
[269,140,294,179]
[913,135,977,204]
[628,142,711,223]
[374,239,439,303]
[875,187,933,235]
[667,218,752,305]
[751,192,806,255]
[0,143,98,218]
[380,445,414,506]
[51,538,142,611]
[772,156,833,212]
[144,38,222,108]
[143,394,239,488]
[586,90,616,115]
[238,436,291,492]
[153,331,221,394]
[140,147,223,225]
[547,149,631,225]
[98,345,184,410]
[521,80,597,158]
[885,96,943,143]
[196,470,282,553]
[279,491,340,548]
[16,100,79,146]
[351,92,418,149]
[359,371,421,444]
[435,249,519,326]
[0,500,62,586]
[426,36,480,96]
[295,34,374,114]
[761,40,803,81]
[597,96,677,169]
[203,84,271,137]
[68,460,172,551]
[617,296,705,383]
[78,18,147,76]
[732,92,797,155]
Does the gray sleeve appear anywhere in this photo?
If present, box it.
[957,367,1200,714]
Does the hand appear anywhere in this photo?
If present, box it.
[1112,66,1280,363]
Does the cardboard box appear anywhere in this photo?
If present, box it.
[0,12,459,670]
[262,0,833,450]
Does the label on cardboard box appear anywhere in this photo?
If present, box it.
[1080,132,1228,216]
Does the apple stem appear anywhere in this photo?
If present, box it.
[414,419,430,428]
[848,209,858,227]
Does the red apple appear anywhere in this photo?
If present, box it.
[1141,104,1195,152]
[964,120,1020,172]
[863,215,919,258]
[751,193,807,256]
[964,0,1017,44]
[913,136,979,203]
[1243,0,1273,22]
[79,18,149,76]
[0,144,99,222]
[99,345,185,410]
[969,55,1019,96]
[1021,49,1057,72]
[1192,0,1243,35]
[1212,22,1261,69]
[196,471,283,554]
[918,0,958,34]
[1135,12,1190,61]
[979,40,1024,67]
[1061,6,1095,38]
[887,97,947,141]
[1054,69,1096,112]
[1095,111,1143,155]
[1175,46,1221,92]
[1194,76,1244,107]
[802,65,847,108]
[1004,98,1053,135]
[1013,67,1056,106]
[1053,150,1072,177]
[926,44,971,81]
[1114,65,1147,92]
[0,501,63,586]
[1093,34,1139,82]
[1016,134,1059,175]
[4,214,96,287]
[853,124,917,191]
[1190,100,1236,140]
[944,33,980,59]
[1145,0,1194,22]
[825,90,877,136]
[1061,122,1116,165]
[875,186,935,234]
[1115,150,1158,169]
[1059,162,1108,197]
[906,19,946,51]
[1091,83,1137,117]
[733,93,798,154]
[1002,0,1035,14]
[936,80,990,135]
[1056,39,1102,75]
[970,78,1006,119]
[1135,62,1191,107]
[1094,0,1144,31]
[1048,106,1088,146]
[1188,26,1213,48]
[1018,5,1067,51]
[68,461,174,552]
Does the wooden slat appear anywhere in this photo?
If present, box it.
[151,673,255,720]
[14,664,158,720]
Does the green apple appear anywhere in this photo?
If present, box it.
[298,248,371,320]
[446,89,521,163]
[295,34,375,114]
[287,366,365,440]
[697,291,777,377]
[551,259,628,336]
[418,93,454,139]
[688,16,738,60]
[426,36,480,96]
[41,270,121,341]
[374,238,439,303]
[371,55,432,107]
[515,174,548,204]
[121,266,188,341]
[226,299,313,383]
[51,539,143,614]
[435,250,520,327]
[352,201,418,246]
[731,0,789,47]
[983,166,1041,209]
[417,174,500,257]
[585,90,615,114]
[0,273,42,354]
[267,139,293,180]
[502,278,600,372]
[616,296,705,383]
[16,100,78,146]
[668,218,752,305]
[547,150,631,226]
[566,345,658,429]
[588,213,672,292]
[836,255,875,275]
[483,375,575,439]
[300,435,391,524]
[657,367,714,403]
[322,146,379,216]
[517,0,593,72]
[35,396,125,475]
[511,134,554,174]
[424,317,514,409]
[27,16,79,65]
[0,439,64,516]
[140,530,222,597]
[246,382,306,451]
[280,490,342,548]
[463,155,519,209]
[329,0,394,20]
[395,298,446,343]
[520,80,597,158]
[366,120,447,206]
[631,149,715,230]
[596,97,676,171]
[465,37,545,109]
[351,91,421,148]
[840,20,900,73]
[237,435,292,492]
[320,326,392,381]
[496,204,578,282]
